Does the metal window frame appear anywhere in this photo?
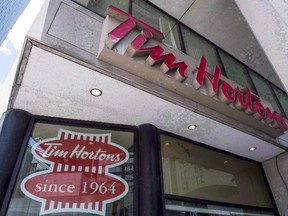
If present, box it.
[248,69,287,118]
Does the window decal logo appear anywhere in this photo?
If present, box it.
[21,129,129,215]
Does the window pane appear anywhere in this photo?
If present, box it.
[7,123,134,216]
[219,50,256,93]
[74,0,129,16]
[272,86,288,117]
[161,134,273,208]
[249,70,282,114]
[181,26,224,74]
[132,0,182,51]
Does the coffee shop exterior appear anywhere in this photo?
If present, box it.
[1,1,288,215]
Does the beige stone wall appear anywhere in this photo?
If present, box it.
[263,152,288,215]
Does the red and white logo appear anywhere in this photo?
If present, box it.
[99,6,288,133]
[21,129,129,215]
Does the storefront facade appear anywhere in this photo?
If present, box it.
[1,1,288,215]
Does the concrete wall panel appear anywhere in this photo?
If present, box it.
[263,153,288,215]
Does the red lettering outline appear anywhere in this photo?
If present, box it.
[102,6,288,132]
[193,56,220,97]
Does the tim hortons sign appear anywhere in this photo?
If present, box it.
[98,6,288,136]
[21,129,129,215]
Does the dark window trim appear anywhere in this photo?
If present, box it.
[165,194,277,215]
[271,84,288,118]
[1,116,36,215]
[34,115,138,132]
[215,47,228,77]
[249,70,287,117]
[247,66,287,98]
[269,83,287,118]
[179,24,225,75]
[217,48,257,93]
[245,66,259,95]
[271,82,288,97]
[72,0,105,18]
[271,85,288,118]
[137,124,165,216]
[177,24,186,53]
[128,0,132,14]
[159,129,279,215]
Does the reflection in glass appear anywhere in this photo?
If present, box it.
[272,86,288,117]
[218,50,256,93]
[161,134,273,208]
[132,0,182,51]
[7,123,134,216]
[180,26,224,74]
[249,71,282,114]
[73,0,130,16]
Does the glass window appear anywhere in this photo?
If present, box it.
[180,26,224,74]
[132,0,183,51]
[7,122,134,216]
[272,86,288,117]
[161,134,273,208]
[219,50,256,93]
[249,70,282,114]
[73,0,130,16]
